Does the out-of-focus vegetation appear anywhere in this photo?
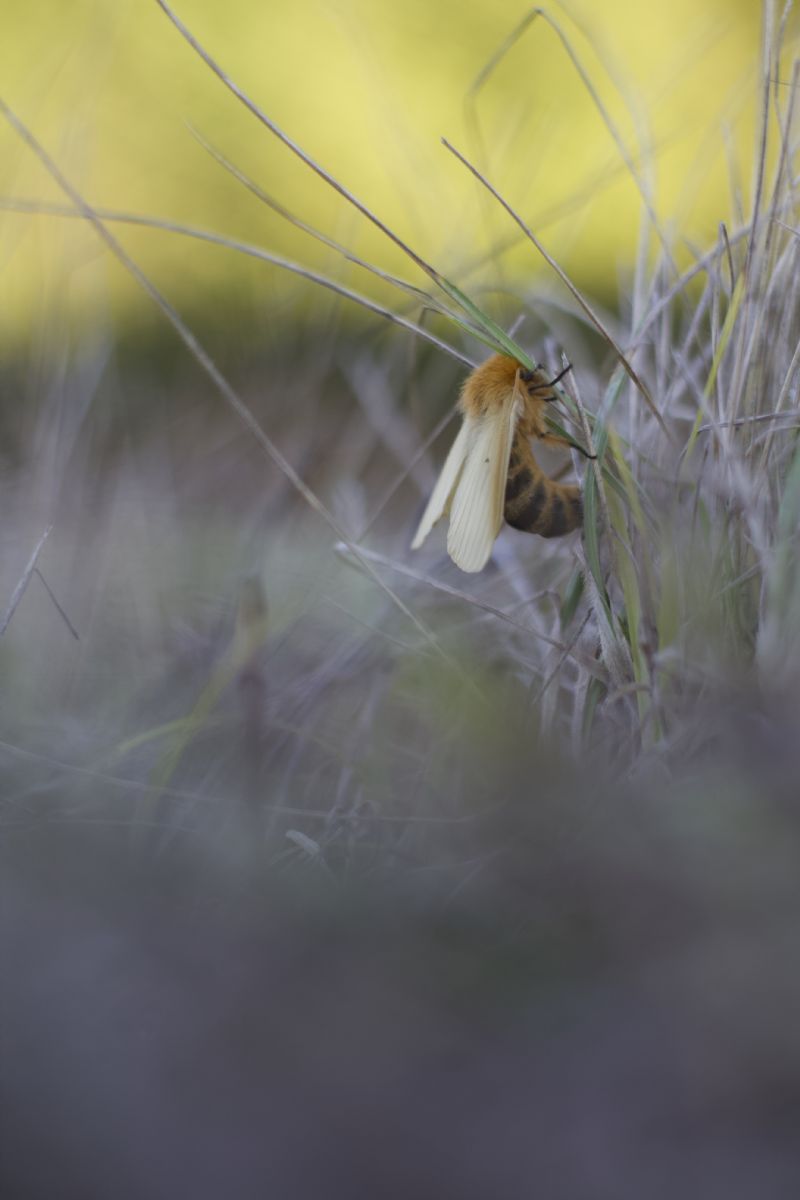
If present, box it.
[0,0,771,344]
[2,1,800,1196]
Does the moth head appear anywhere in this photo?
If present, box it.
[519,362,572,400]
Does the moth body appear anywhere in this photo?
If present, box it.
[505,433,582,538]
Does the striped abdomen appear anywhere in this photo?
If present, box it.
[504,433,582,538]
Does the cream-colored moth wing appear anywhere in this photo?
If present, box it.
[411,419,473,550]
[446,387,519,573]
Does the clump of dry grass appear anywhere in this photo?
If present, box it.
[0,0,798,849]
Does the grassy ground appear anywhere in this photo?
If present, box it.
[1,3,800,1196]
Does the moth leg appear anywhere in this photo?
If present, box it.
[539,431,597,460]
[539,430,573,450]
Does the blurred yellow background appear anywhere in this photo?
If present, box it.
[0,0,785,348]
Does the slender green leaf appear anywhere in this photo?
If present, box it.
[582,461,608,619]
[582,676,607,740]
[560,567,585,629]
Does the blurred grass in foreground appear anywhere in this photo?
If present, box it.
[2,2,800,1196]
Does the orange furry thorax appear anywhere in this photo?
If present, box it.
[459,353,553,438]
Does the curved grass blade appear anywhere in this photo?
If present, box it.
[0,196,475,369]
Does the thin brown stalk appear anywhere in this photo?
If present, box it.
[531,611,592,707]
[697,412,800,433]
[441,136,668,437]
[725,3,776,422]
[187,126,454,318]
[0,740,480,825]
[357,403,460,541]
[32,570,80,641]
[720,222,736,293]
[742,0,776,292]
[0,99,454,668]
[335,542,606,678]
[762,59,800,271]
[627,179,800,350]
[0,525,53,636]
[450,126,681,295]
[467,7,677,275]
[0,196,475,368]
[154,0,449,289]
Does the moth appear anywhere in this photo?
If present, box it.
[411,353,585,573]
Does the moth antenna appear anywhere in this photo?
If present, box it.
[545,362,573,388]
